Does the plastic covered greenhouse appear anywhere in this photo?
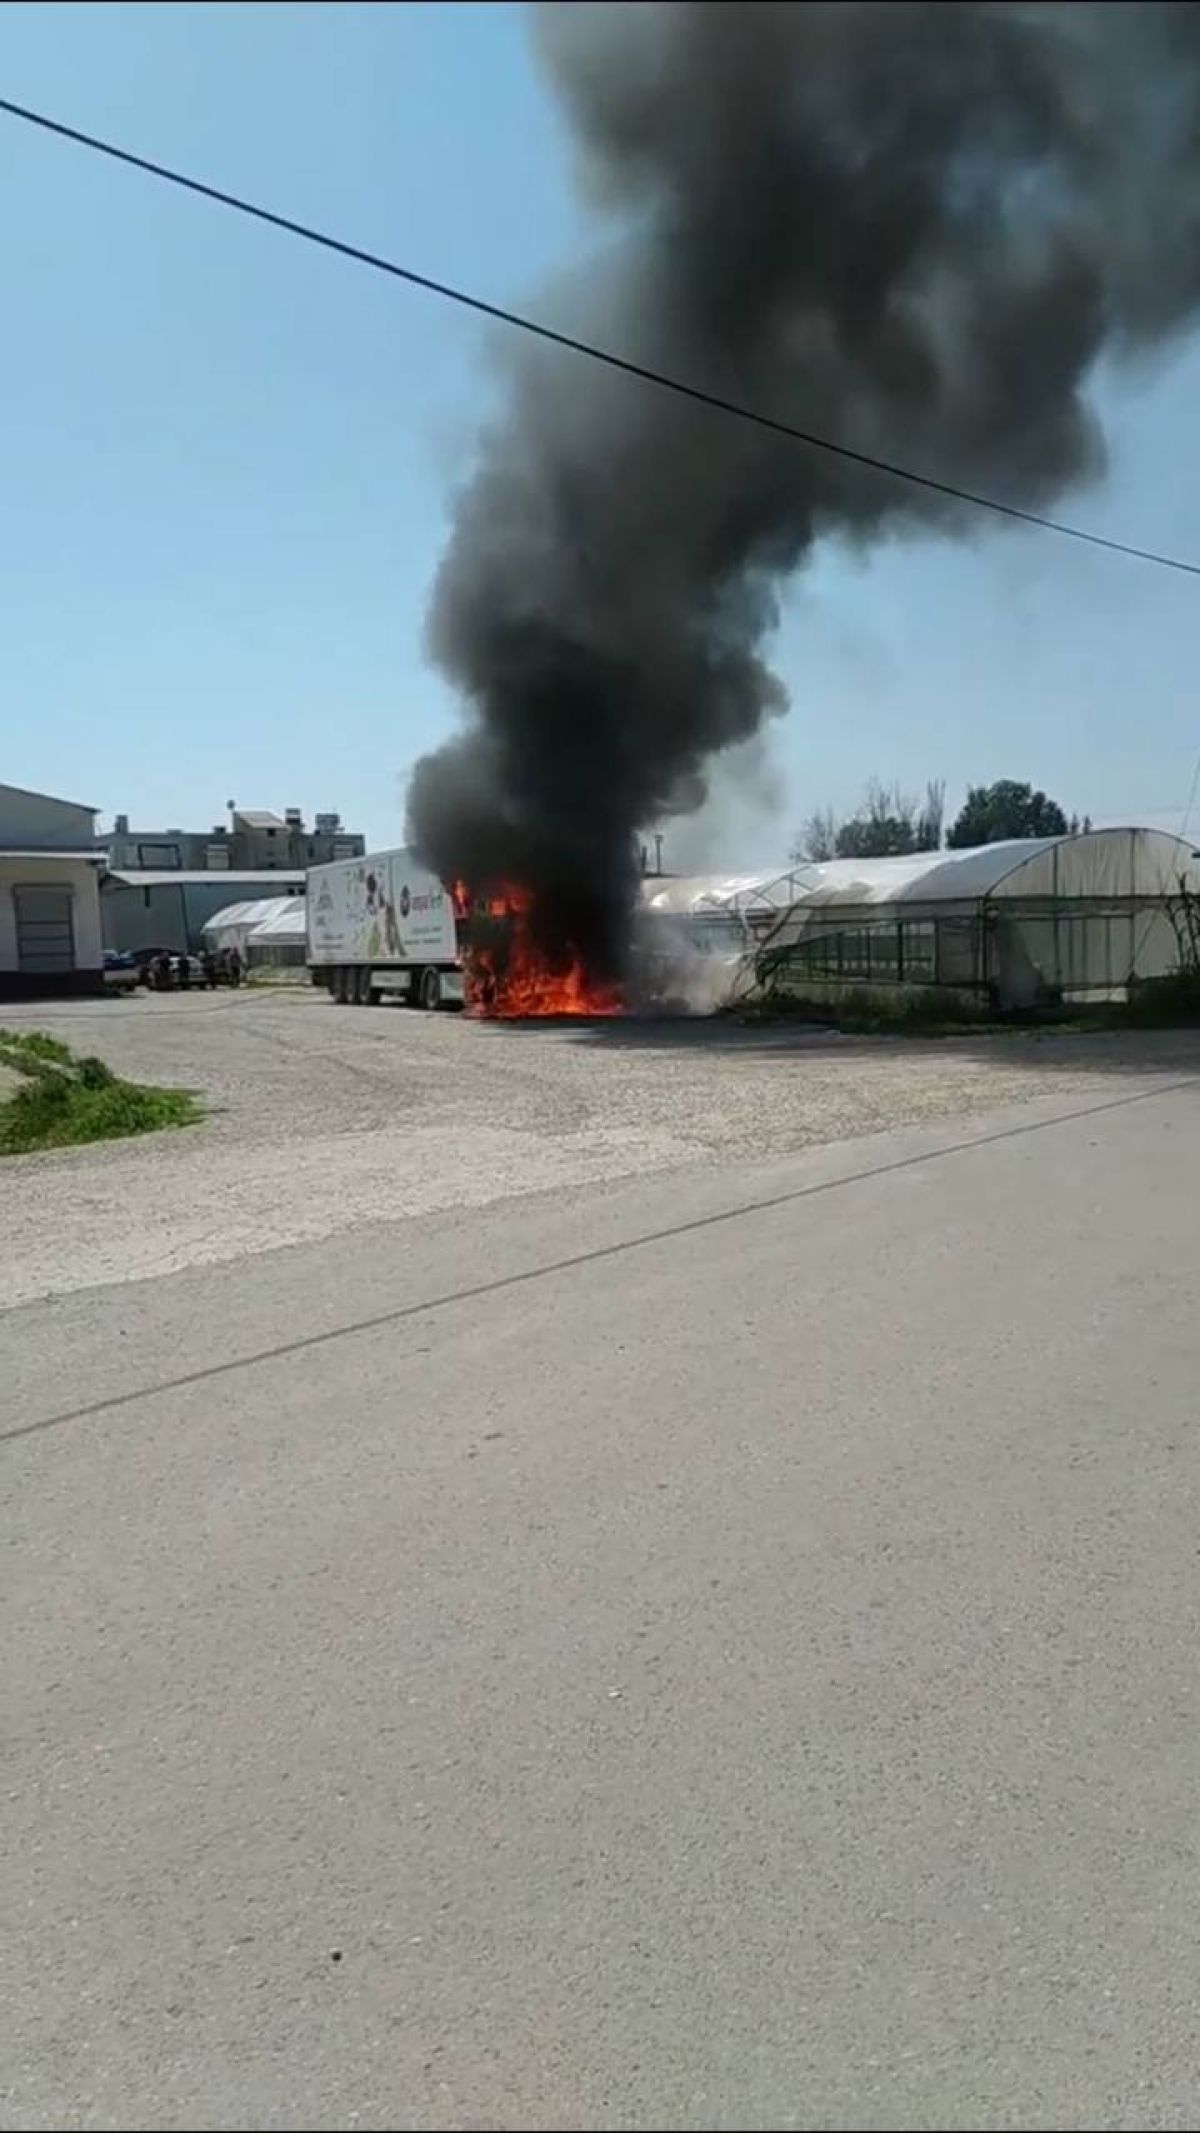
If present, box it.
[202,895,306,967]
[640,829,1200,1010]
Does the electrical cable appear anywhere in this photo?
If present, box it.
[3,91,1200,579]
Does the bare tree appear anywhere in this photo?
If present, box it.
[917,778,945,852]
[835,780,923,858]
[791,806,839,863]
[794,778,945,862]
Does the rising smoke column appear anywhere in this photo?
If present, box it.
[407,0,1200,980]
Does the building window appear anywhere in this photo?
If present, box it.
[138,842,181,868]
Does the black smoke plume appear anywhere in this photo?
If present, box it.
[407,0,1200,981]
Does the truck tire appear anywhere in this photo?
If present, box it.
[420,966,442,1012]
[355,967,375,1006]
[333,966,350,1004]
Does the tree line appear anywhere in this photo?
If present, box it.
[793,779,1091,863]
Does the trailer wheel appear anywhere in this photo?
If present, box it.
[355,966,375,1006]
[332,966,349,1004]
[420,966,442,1012]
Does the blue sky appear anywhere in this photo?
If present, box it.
[3,0,1199,861]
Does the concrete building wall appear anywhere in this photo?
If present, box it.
[104,829,212,872]
[0,856,104,997]
[0,784,103,996]
[102,876,304,952]
[0,783,95,849]
[102,879,193,955]
[102,810,364,875]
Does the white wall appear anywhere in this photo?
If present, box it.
[0,783,96,850]
[0,858,103,976]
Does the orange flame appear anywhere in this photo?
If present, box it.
[466,884,623,1019]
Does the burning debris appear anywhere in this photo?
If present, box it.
[408,0,1200,1016]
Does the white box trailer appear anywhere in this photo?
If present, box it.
[306,848,465,1008]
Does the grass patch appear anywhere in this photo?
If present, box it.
[0,1029,200,1155]
[0,1028,74,1071]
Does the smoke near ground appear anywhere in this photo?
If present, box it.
[407,0,1200,983]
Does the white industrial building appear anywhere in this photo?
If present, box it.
[642,829,1200,1011]
[0,781,105,998]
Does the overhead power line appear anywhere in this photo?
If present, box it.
[3,90,1200,580]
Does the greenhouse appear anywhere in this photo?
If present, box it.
[641,829,1200,1011]
[202,895,307,968]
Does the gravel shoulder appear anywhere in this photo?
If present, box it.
[1,987,1196,1306]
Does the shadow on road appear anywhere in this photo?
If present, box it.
[469,1011,1200,1080]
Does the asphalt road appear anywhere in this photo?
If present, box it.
[0,987,1167,1306]
[5,1072,1200,2130]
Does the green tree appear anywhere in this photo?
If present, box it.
[946,780,1071,848]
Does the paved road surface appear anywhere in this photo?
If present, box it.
[0,989,1171,1305]
[5,1073,1200,2129]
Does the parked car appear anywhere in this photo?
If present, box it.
[170,953,208,990]
[124,946,172,985]
[103,950,140,992]
[128,948,210,990]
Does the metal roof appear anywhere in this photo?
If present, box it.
[0,779,98,815]
[103,869,304,888]
[233,809,287,829]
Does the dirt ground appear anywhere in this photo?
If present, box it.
[2,984,1196,1306]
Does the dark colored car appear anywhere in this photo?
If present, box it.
[103,951,140,992]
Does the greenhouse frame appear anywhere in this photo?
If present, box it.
[641,830,1200,1010]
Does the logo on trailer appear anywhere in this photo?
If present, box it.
[400,884,411,918]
